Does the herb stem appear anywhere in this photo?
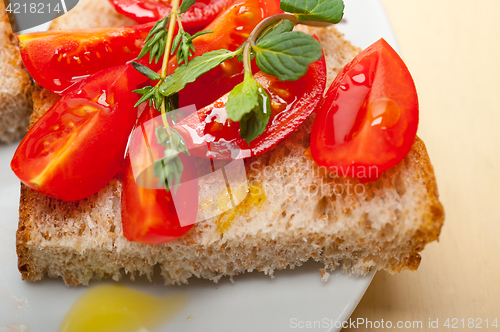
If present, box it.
[160,103,169,129]
[158,0,180,127]
[161,4,179,78]
[176,14,184,31]
[242,42,253,76]
[248,14,298,46]
[248,13,333,46]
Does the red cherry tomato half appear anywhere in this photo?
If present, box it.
[109,0,236,32]
[168,0,282,110]
[175,54,326,160]
[310,39,419,181]
[11,64,146,201]
[121,105,198,244]
[18,23,154,94]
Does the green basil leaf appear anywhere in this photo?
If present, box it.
[149,29,167,49]
[133,86,153,95]
[179,37,192,65]
[171,33,182,56]
[150,43,159,63]
[226,73,260,122]
[132,62,161,81]
[137,44,150,60]
[142,29,166,62]
[160,49,236,96]
[179,0,196,14]
[253,31,322,81]
[146,17,167,42]
[156,126,187,152]
[154,88,163,109]
[155,37,166,64]
[133,86,154,107]
[155,126,169,146]
[171,157,184,194]
[161,148,180,164]
[139,21,164,60]
[168,93,180,113]
[257,19,295,44]
[239,85,271,144]
[153,151,183,193]
[280,0,344,24]
[189,30,213,41]
[171,30,213,65]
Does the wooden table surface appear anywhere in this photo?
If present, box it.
[346,1,500,330]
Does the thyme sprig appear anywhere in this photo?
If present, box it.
[132,0,202,192]
[133,0,345,190]
[137,17,170,64]
[172,29,213,66]
[132,0,212,110]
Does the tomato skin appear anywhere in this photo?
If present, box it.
[11,65,145,201]
[109,0,235,32]
[18,24,154,94]
[310,39,419,181]
[168,0,282,110]
[174,54,326,160]
[121,105,197,244]
[258,0,283,17]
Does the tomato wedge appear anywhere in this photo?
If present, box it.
[174,54,326,160]
[168,0,282,110]
[18,23,154,94]
[11,64,146,201]
[122,105,198,244]
[108,0,235,32]
[310,39,419,181]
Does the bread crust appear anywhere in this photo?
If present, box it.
[0,1,33,143]
[16,134,444,285]
[16,11,444,285]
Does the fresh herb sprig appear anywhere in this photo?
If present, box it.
[132,0,208,192]
[281,0,344,24]
[133,0,345,188]
[152,0,343,143]
[172,29,213,66]
[155,14,323,143]
[132,0,212,110]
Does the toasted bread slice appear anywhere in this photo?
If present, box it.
[0,1,33,143]
[16,0,444,286]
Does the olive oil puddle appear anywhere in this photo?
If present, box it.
[59,285,188,332]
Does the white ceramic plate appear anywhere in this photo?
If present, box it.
[0,1,397,331]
